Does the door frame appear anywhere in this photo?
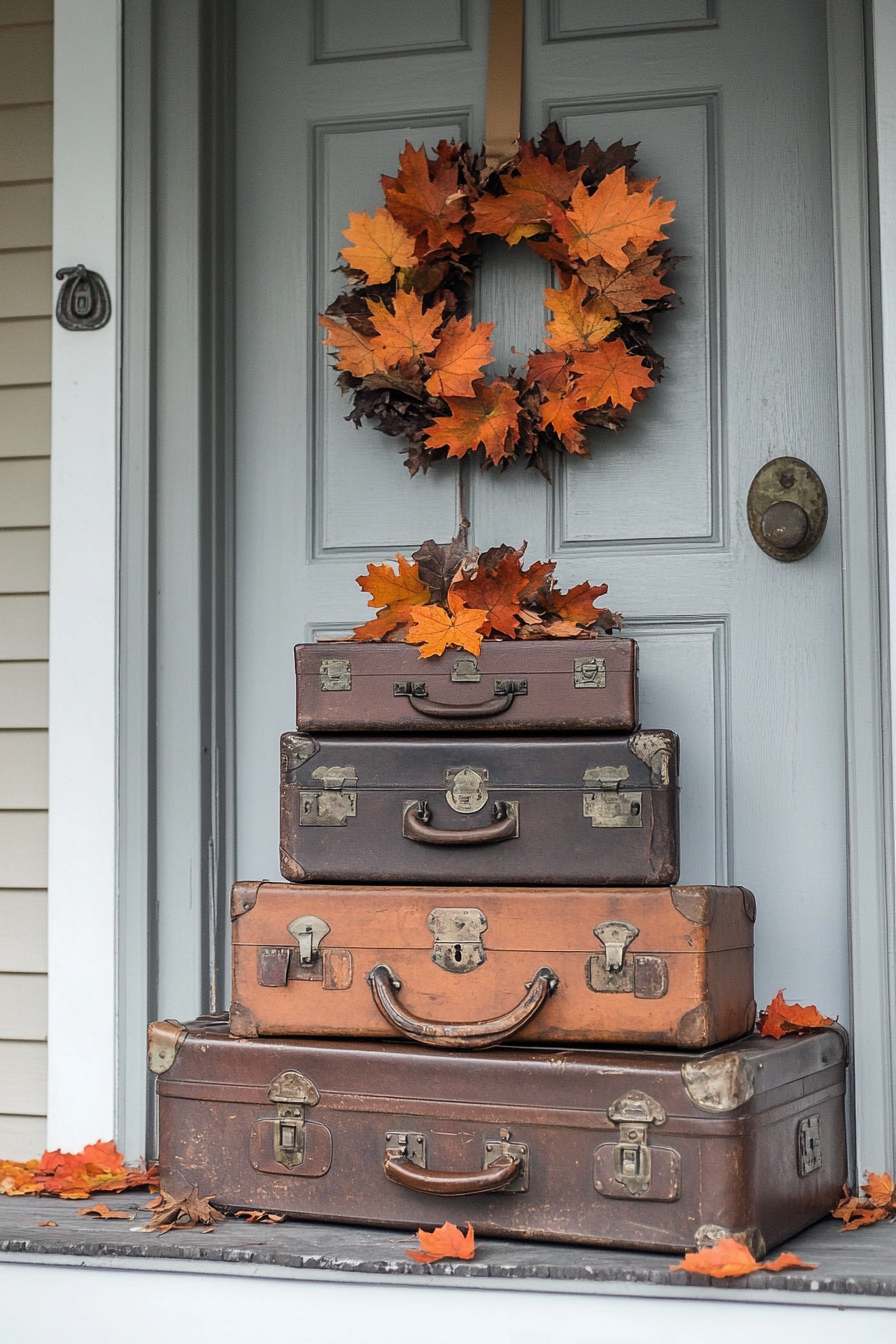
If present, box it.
[47,0,896,1169]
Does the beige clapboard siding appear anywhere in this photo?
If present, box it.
[0,20,52,105]
[0,1040,46,1113]
[0,181,51,249]
[0,317,50,384]
[0,0,52,24]
[0,457,50,526]
[0,104,51,180]
[0,731,47,808]
[0,250,52,318]
[0,1112,45,1160]
[0,662,47,725]
[0,594,48,658]
[0,813,47,887]
[0,530,49,592]
[0,386,50,457]
[0,972,46,1039]
[0,890,46,971]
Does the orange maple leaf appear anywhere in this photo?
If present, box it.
[79,1202,134,1219]
[1,1142,158,1200]
[514,142,584,205]
[554,170,675,270]
[453,549,529,637]
[524,350,571,394]
[757,990,835,1040]
[670,1237,817,1279]
[340,208,416,284]
[405,589,487,658]
[368,290,445,369]
[352,553,431,642]
[544,278,618,353]
[423,378,520,465]
[578,252,674,314]
[472,184,553,247]
[539,390,589,455]
[864,1172,896,1207]
[382,143,468,253]
[424,315,495,398]
[571,340,654,410]
[319,315,389,380]
[406,1220,476,1263]
[541,580,610,626]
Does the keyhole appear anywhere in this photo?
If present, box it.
[453,943,463,962]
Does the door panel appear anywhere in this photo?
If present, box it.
[235,0,847,1019]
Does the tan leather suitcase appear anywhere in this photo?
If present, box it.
[230,882,756,1050]
[296,638,638,733]
[151,1019,847,1253]
[280,729,679,886]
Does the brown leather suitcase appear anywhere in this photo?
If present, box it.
[230,881,755,1050]
[280,729,679,886]
[151,1018,847,1253]
[297,638,638,733]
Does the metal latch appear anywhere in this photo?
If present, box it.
[299,765,357,826]
[288,914,330,977]
[608,1091,667,1195]
[494,679,527,697]
[385,1131,426,1166]
[445,766,489,814]
[798,1115,822,1176]
[319,658,351,691]
[574,657,606,689]
[582,765,642,829]
[451,657,480,683]
[429,907,487,973]
[394,680,427,698]
[268,1070,320,1168]
[587,921,669,998]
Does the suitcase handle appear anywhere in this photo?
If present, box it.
[397,684,520,719]
[367,963,558,1048]
[384,1149,519,1196]
[402,799,519,845]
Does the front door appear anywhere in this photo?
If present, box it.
[234,0,848,1020]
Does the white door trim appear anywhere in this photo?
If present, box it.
[47,0,122,1149]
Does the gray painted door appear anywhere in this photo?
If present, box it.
[235,1,847,1019]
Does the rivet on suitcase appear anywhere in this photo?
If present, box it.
[295,638,639,734]
[279,729,679,886]
[151,1020,847,1254]
[229,882,756,1049]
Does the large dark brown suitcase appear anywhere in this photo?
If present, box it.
[230,881,755,1049]
[151,1019,847,1253]
[279,729,679,886]
[296,638,638,733]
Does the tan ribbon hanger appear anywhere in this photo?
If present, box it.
[484,0,525,170]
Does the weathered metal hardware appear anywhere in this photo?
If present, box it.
[586,920,669,997]
[582,764,642,829]
[382,1129,527,1194]
[428,907,488,973]
[268,1070,320,1168]
[55,264,112,331]
[394,679,427,698]
[385,1131,426,1167]
[445,766,489,814]
[681,1052,756,1112]
[147,1019,188,1075]
[574,656,606,689]
[319,658,351,691]
[747,456,828,562]
[494,678,527,697]
[607,1091,667,1195]
[299,765,357,826]
[483,1130,529,1192]
[798,1114,822,1175]
[451,657,481,682]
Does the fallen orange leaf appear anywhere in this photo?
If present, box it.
[1,1143,158,1200]
[407,1220,476,1263]
[79,1202,134,1220]
[757,990,835,1039]
[670,1237,817,1278]
[38,1221,57,1227]
[832,1173,896,1229]
[864,1172,896,1207]
[405,588,487,658]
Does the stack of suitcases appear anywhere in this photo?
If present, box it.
[150,637,847,1254]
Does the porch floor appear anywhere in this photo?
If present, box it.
[2,1192,896,1304]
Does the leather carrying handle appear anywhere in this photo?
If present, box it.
[402,689,516,720]
[368,964,558,1048]
[384,1150,519,1196]
[403,800,518,846]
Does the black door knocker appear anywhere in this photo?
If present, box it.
[55,264,112,331]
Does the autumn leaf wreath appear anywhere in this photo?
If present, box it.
[320,123,677,478]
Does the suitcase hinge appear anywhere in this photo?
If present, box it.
[798,1115,822,1175]
[587,921,669,998]
[574,656,606,689]
[608,1091,667,1195]
[428,907,488,973]
[299,765,358,826]
[268,1070,320,1168]
[582,766,642,829]
[319,658,351,691]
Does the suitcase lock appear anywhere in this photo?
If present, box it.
[268,1070,320,1168]
[587,922,669,999]
[608,1091,667,1195]
[299,765,358,826]
[428,907,488,973]
[582,766,643,828]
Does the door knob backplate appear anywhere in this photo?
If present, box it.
[747,457,828,562]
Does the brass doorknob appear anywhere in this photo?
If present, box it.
[747,457,827,562]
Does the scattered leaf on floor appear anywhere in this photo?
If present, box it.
[0,1143,158,1199]
[406,1220,476,1263]
[235,1209,286,1224]
[670,1237,817,1278]
[38,1221,57,1227]
[79,1203,134,1220]
[139,1186,226,1234]
[832,1174,896,1230]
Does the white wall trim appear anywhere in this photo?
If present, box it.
[48,0,122,1149]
